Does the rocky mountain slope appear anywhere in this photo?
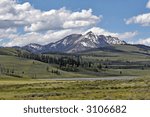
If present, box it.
[22,31,126,53]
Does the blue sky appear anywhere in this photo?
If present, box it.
[0,0,150,46]
[19,0,147,31]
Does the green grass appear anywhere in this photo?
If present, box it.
[0,77,149,100]
[81,45,150,61]
[0,47,29,56]
[0,55,135,79]
[0,45,150,100]
[0,55,97,78]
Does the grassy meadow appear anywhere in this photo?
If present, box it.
[0,45,150,100]
[0,77,149,100]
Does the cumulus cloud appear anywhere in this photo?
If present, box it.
[117,32,138,40]
[2,27,138,47]
[138,38,150,46]
[146,0,150,8]
[25,8,100,32]
[0,0,137,47]
[85,27,138,40]
[125,0,150,46]
[0,0,101,46]
[0,0,31,28]
[125,13,150,26]
[0,28,17,39]
[125,0,150,26]
[0,0,100,31]
[3,29,84,47]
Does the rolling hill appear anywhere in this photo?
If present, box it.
[0,55,97,79]
[0,47,30,56]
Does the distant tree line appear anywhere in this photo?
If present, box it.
[15,50,150,73]
[0,64,23,78]
[17,52,82,72]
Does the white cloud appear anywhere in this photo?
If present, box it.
[2,27,138,47]
[125,13,150,26]
[0,0,137,47]
[0,0,31,28]
[0,0,100,31]
[85,27,138,40]
[0,0,100,46]
[117,31,138,40]
[0,28,17,39]
[3,29,84,47]
[138,38,150,46]
[24,8,100,32]
[146,0,150,8]
[124,0,150,46]
[126,0,150,26]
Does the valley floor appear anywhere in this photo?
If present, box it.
[0,76,149,100]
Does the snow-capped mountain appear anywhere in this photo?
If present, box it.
[103,35,126,45]
[22,43,43,53]
[42,34,82,53]
[22,31,126,53]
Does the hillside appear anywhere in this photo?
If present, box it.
[79,44,150,61]
[0,43,150,79]
[0,55,96,79]
[0,47,30,56]
[1,43,150,100]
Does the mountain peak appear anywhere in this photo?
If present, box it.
[85,31,95,35]
[22,32,127,53]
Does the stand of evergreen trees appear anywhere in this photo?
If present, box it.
[0,64,23,78]
[17,52,81,72]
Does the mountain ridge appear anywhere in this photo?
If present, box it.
[22,31,127,53]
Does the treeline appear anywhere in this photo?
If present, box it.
[15,50,150,73]
[17,51,81,72]
[16,51,102,72]
[17,52,59,64]
[0,64,23,78]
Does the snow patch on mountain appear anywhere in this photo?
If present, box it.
[81,42,88,47]
[62,39,67,46]
[29,44,42,50]
[104,36,126,45]
[22,31,126,53]
[22,43,43,53]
